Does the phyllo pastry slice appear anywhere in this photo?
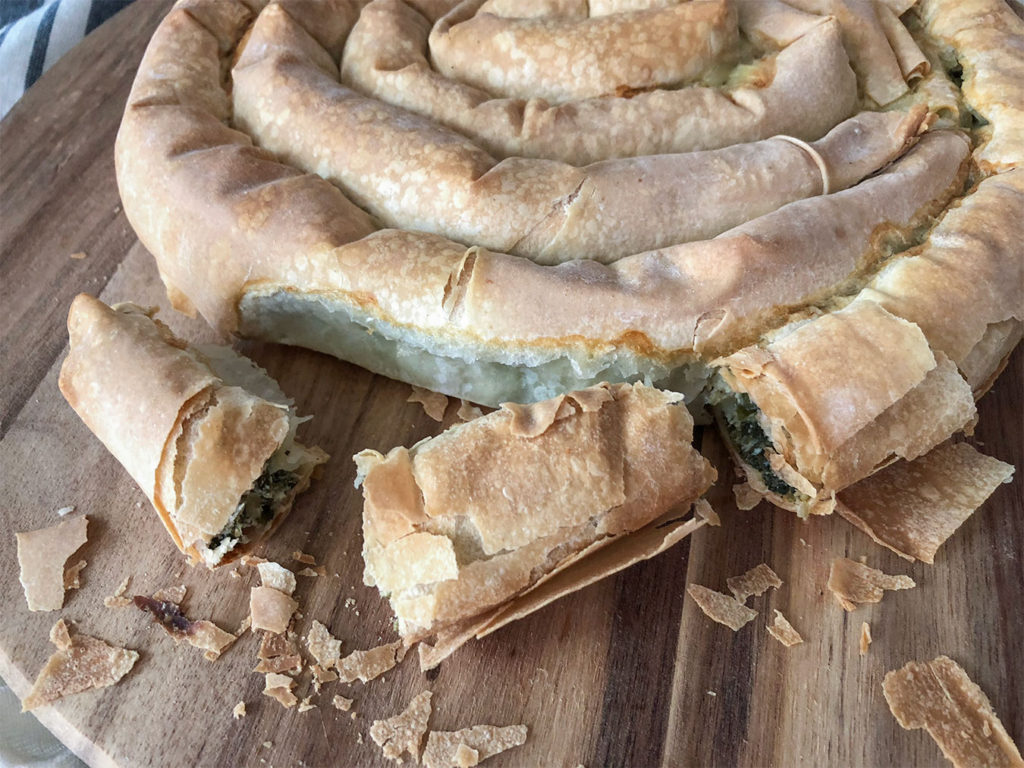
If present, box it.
[355,382,716,667]
[711,301,977,517]
[59,294,327,566]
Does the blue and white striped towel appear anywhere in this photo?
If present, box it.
[0,0,135,120]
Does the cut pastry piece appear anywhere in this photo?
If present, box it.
[16,515,88,611]
[855,169,1024,398]
[883,655,1024,768]
[22,620,138,711]
[58,294,327,567]
[357,383,715,659]
[370,690,432,763]
[712,301,978,516]
[827,558,915,611]
[837,441,1014,563]
[422,724,528,768]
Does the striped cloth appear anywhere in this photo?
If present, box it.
[0,0,135,120]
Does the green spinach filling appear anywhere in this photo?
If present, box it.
[710,389,796,497]
[208,467,300,553]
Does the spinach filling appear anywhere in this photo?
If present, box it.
[208,467,300,553]
[709,389,796,497]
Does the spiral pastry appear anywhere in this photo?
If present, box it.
[116,0,1023,515]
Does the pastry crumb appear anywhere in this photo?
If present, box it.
[409,386,448,421]
[337,641,406,684]
[152,584,186,603]
[250,586,297,634]
[257,562,296,595]
[422,724,528,768]
[827,558,914,611]
[726,563,782,603]
[133,594,237,660]
[233,701,246,719]
[860,622,872,656]
[370,690,432,762]
[263,673,297,708]
[766,609,803,647]
[687,584,757,630]
[456,399,484,421]
[22,619,138,711]
[306,620,342,669]
[292,550,316,565]
[63,559,87,590]
[17,515,89,611]
[103,575,132,608]
[694,498,720,527]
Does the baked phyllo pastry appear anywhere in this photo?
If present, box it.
[711,301,977,517]
[854,168,1024,398]
[355,382,716,667]
[59,294,327,566]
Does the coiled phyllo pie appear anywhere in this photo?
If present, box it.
[116,0,1022,517]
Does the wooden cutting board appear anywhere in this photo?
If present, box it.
[1,3,1021,766]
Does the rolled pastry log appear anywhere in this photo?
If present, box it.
[712,301,977,517]
[355,382,716,664]
[918,0,1024,172]
[58,294,327,566]
[854,168,1024,397]
[341,0,857,164]
[428,0,738,103]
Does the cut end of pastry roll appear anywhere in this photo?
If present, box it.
[355,382,716,657]
[58,294,328,567]
[710,301,977,517]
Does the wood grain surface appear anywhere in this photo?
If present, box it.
[1,3,1021,767]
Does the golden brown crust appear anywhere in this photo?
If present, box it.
[857,169,1024,396]
[359,383,715,653]
[716,301,978,515]
[59,294,325,566]
[919,0,1024,172]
